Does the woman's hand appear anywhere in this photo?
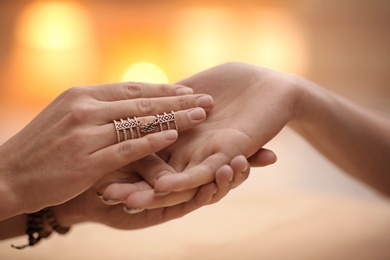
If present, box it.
[153,61,390,196]
[0,82,214,220]
[51,155,252,230]
[153,62,296,193]
[95,153,266,211]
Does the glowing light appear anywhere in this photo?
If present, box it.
[14,2,94,50]
[122,62,169,84]
[171,7,308,76]
[8,2,98,104]
[171,8,232,75]
[249,9,308,75]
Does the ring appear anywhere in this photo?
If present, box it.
[113,117,141,143]
[113,111,177,143]
[156,111,178,132]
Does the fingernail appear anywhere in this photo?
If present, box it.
[162,130,178,141]
[229,173,234,182]
[241,164,249,174]
[101,197,121,205]
[123,207,145,214]
[195,95,213,108]
[176,86,193,95]
[154,191,171,196]
[188,108,205,121]
[96,192,103,199]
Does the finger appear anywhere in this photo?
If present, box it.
[123,188,197,210]
[247,148,277,167]
[155,182,218,221]
[208,165,234,204]
[131,154,176,188]
[154,152,230,193]
[99,94,214,122]
[229,155,251,189]
[91,107,206,151]
[99,153,178,205]
[89,130,178,177]
[208,155,250,204]
[89,82,194,101]
[100,181,152,205]
[122,183,217,226]
[96,177,134,198]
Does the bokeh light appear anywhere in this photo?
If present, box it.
[6,1,98,105]
[171,7,307,76]
[249,8,308,75]
[14,2,94,50]
[121,62,169,84]
[170,7,234,76]
[1,1,390,259]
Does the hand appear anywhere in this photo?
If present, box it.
[0,82,214,219]
[95,153,261,211]
[153,62,294,192]
[153,61,390,197]
[52,155,252,230]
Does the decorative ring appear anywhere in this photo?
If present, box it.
[113,111,177,143]
[156,111,178,132]
[113,117,141,143]
[140,121,158,133]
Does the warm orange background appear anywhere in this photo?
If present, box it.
[1,1,390,259]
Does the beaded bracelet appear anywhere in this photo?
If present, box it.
[11,208,70,249]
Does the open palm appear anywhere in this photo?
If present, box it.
[155,62,297,192]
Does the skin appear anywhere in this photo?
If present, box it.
[0,75,276,242]
[105,62,389,210]
[0,155,253,240]
[154,63,299,192]
[160,62,389,194]
[0,81,215,220]
[99,149,276,210]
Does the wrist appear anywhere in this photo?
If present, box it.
[287,75,322,126]
[11,208,71,249]
[52,198,86,227]
[0,146,22,220]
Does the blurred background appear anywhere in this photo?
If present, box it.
[0,0,389,259]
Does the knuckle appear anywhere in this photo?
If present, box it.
[177,96,190,109]
[62,86,88,100]
[166,157,183,171]
[140,154,160,167]
[200,163,214,176]
[118,141,135,157]
[160,84,172,96]
[61,87,97,125]
[122,83,142,98]
[136,99,156,115]
[66,103,95,124]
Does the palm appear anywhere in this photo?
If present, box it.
[155,63,295,191]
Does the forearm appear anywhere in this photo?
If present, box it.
[290,79,390,195]
[0,214,26,240]
[0,150,22,220]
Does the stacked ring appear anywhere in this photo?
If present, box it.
[113,111,177,143]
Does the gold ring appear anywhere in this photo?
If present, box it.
[113,117,141,143]
[113,111,177,142]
